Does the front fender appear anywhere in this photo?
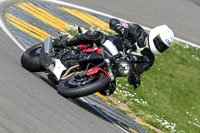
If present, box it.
[87,67,111,81]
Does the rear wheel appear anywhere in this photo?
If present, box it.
[21,43,44,72]
[57,72,109,98]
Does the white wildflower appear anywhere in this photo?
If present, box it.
[128,93,132,97]
[142,101,149,106]
[155,114,177,132]
[134,99,140,104]
[177,130,185,133]
[183,45,189,48]
[162,120,169,126]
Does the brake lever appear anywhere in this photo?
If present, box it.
[109,53,122,62]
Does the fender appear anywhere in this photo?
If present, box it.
[87,67,111,81]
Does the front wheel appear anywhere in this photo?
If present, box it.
[57,72,110,98]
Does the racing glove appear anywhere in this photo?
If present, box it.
[109,19,128,38]
[128,73,141,89]
[116,25,128,38]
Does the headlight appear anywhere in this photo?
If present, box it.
[116,60,132,77]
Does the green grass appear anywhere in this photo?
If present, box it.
[114,41,200,132]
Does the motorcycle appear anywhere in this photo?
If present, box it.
[21,28,139,98]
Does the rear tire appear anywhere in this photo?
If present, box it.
[57,72,109,98]
[21,43,44,72]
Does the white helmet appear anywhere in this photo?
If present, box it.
[149,25,174,54]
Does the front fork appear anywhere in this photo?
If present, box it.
[86,58,115,82]
[105,59,115,81]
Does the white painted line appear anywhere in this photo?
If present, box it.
[45,0,200,48]
[0,0,26,51]
[175,37,200,48]
[80,97,130,133]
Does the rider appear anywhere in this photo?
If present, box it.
[40,18,174,92]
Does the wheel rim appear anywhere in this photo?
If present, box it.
[30,48,41,57]
[26,45,41,57]
[67,75,96,87]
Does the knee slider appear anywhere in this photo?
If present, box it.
[85,31,106,44]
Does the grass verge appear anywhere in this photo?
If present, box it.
[113,41,200,133]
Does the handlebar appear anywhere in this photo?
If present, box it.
[96,53,122,68]
[109,53,122,62]
[119,36,136,51]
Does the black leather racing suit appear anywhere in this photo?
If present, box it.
[109,18,155,76]
[109,18,155,89]
[60,19,155,75]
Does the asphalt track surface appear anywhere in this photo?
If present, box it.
[0,2,124,133]
[0,0,199,133]
[0,29,126,133]
[0,29,127,133]
[62,0,200,46]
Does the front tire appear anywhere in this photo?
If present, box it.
[57,72,109,98]
[21,43,44,72]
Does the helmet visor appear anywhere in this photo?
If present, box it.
[153,36,169,53]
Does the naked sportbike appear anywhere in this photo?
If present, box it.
[21,30,139,98]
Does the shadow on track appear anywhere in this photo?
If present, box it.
[33,72,113,123]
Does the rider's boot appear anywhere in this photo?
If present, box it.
[53,35,79,48]
[53,30,106,48]
[99,81,116,96]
